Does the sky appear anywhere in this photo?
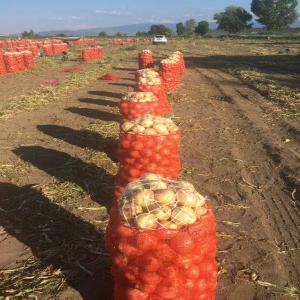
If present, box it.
[1,0,299,34]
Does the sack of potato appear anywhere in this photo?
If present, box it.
[138,50,153,69]
[120,92,164,121]
[135,70,172,114]
[106,175,217,300]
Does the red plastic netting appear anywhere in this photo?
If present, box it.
[81,47,104,61]
[138,50,153,69]
[135,84,171,115]
[3,53,18,73]
[23,51,35,69]
[159,58,181,93]
[100,73,120,80]
[115,118,181,199]
[119,92,164,121]
[0,51,6,74]
[106,178,217,300]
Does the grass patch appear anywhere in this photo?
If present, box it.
[231,68,300,118]
[0,61,112,121]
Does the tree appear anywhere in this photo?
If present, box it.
[21,29,38,38]
[214,6,253,34]
[251,0,298,30]
[176,22,185,35]
[195,21,209,36]
[115,32,122,37]
[185,19,197,36]
[136,31,149,37]
[148,25,174,36]
[98,31,107,37]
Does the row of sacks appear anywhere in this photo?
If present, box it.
[105,50,217,299]
[69,39,96,46]
[111,38,146,45]
[0,50,35,74]
[81,47,104,61]
[0,39,67,49]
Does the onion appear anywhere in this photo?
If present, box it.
[132,189,155,208]
[148,180,168,190]
[160,221,178,229]
[195,206,207,217]
[136,213,157,229]
[195,193,206,207]
[177,181,195,191]
[176,190,198,207]
[126,181,144,192]
[141,173,162,181]
[144,128,157,135]
[155,189,177,206]
[141,118,154,128]
[152,206,172,221]
[172,206,197,225]
[153,124,169,134]
[131,125,145,134]
[122,122,134,132]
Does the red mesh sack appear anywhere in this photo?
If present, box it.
[100,73,120,80]
[0,51,6,74]
[135,83,171,114]
[174,51,186,75]
[159,57,181,93]
[115,116,181,197]
[43,45,54,57]
[3,53,18,73]
[81,47,104,61]
[106,178,217,300]
[23,51,35,69]
[15,52,26,71]
[138,50,153,69]
[119,92,164,121]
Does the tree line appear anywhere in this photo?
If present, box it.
[134,0,298,36]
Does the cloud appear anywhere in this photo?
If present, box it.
[95,10,130,16]
[48,17,64,21]
[48,16,81,21]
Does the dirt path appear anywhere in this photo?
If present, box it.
[0,50,299,300]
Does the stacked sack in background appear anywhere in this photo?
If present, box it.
[138,50,153,69]
[1,51,35,74]
[42,42,69,57]
[106,176,217,300]
[0,51,6,74]
[70,39,97,46]
[135,68,172,114]
[159,52,184,93]
[119,92,164,121]
[81,47,104,61]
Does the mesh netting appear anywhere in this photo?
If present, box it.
[106,176,217,300]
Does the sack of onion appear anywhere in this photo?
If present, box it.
[115,115,181,198]
[159,54,181,93]
[23,51,35,69]
[3,53,19,73]
[119,92,164,121]
[174,51,186,75]
[138,50,153,69]
[106,176,217,300]
[0,51,6,74]
[135,71,172,114]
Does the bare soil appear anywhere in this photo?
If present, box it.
[0,40,299,300]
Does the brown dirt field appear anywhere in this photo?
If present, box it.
[0,39,299,300]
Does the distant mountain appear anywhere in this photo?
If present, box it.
[38,20,299,37]
[38,22,218,36]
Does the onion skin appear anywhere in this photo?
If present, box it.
[154,189,177,206]
[132,190,154,208]
[172,206,197,225]
[136,213,157,229]
[176,191,198,207]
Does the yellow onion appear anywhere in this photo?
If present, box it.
[141,173,162,181]
[152,206,172,221]
[172,206,197,225]
[177,181,195,191]
[132,189,154,208]
[122,122,134,132]
[195,193,206,207]
[131,125,145,134]
[195,206,207,218]
[144,128,157,135]
[153,124,169,134]
[136,213,157,229]
[160,221,178,230]
[176,190,198,207]
[155,189,177,205]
